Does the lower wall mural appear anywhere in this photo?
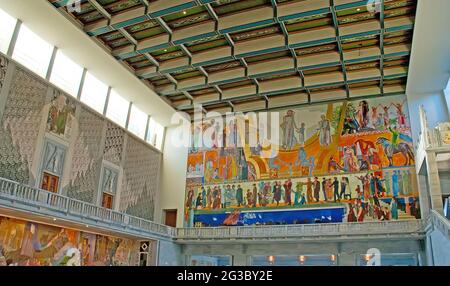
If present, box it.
[0,216,140,266]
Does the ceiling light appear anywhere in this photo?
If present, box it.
[86,225,89,228]
[357,8,361,11]
[53,218,57,221]
[183,10,187,15]
[164,49,168,52]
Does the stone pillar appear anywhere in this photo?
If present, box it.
[417,173,431,218]
[425,151,444,213]
[337,252,356,266]
[232,255,250,266]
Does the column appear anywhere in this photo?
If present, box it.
[337,252,356,266]
[232,255,250,266]
[425,151,444,213]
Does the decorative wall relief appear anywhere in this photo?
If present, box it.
[0,55,8,90]
[103,123,125,165]
[65,108,105,203]
[101,167,119,195]
[41,140,66,176]
[184,95,421,227]
[120,136,161,220]
[46,90,76,140]
[0,67,47,183]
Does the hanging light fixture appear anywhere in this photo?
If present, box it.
[267,256,275,265]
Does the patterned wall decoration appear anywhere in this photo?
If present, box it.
[0,55,7,90]
[65,107,105,203]
[0,215,140,266]
[184,95,421,227]
[0,66,47,183]
[119,136,161,220]
[0,58,163,222]
[103,122,125,165]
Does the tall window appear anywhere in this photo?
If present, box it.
[147,118,165,150]
[106,90,129,128]
[80,72,108,113]
[0,8,17,54]
[12,25,54,78]
[50,51,83,96]
[128,105,148,139]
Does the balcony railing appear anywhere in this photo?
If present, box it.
[0,177,176,239]
[176,220,427,241]
[429,210,450,238]
[0,176,430,243]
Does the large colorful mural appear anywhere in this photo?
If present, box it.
[0,216,140,266]
[184,95,421,227]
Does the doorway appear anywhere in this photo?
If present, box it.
[41,172,60,193]
[164,210,177,227]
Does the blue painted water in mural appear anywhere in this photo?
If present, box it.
[194,206,346,227]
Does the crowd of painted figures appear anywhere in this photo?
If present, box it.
[186,170,421,222]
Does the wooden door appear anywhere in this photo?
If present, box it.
[102,193,113,209]
[164,210,177,227]
[41,172,59,193]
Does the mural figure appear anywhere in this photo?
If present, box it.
[376,137,414,166]
[318,114,331,146]
[280,110,298,150]
[297,122,306,146]
[46,93,76,139]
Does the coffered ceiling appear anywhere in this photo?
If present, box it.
[48,0,416,115]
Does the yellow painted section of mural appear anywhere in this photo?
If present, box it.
[0,216,139,266]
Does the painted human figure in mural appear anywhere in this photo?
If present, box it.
[313,177,320,202]
[200,187,206,208]
[390,198,399,220]
[227,120,236,148]
[318,114,331,146]
[220,186,226,209]
[297,122,306,146]
[393,100,407,129]
[186,189,194,210]
[236,185,244,207]
[294,181,305,205]
[280,110,298,150]
[283,179,293,206]
[332,177,340,202]
[343,103,359,134]
[382,105,390,128]
[343,147,359,172]
[47,93,76,137]
[273,182,282,206]
[321,178,328,202]
[340,177,350,200]
[357,100,369,129]
[252,184,258,208]
[347,203,357,222]
[195,193,202,209]
[305,178,313,203]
